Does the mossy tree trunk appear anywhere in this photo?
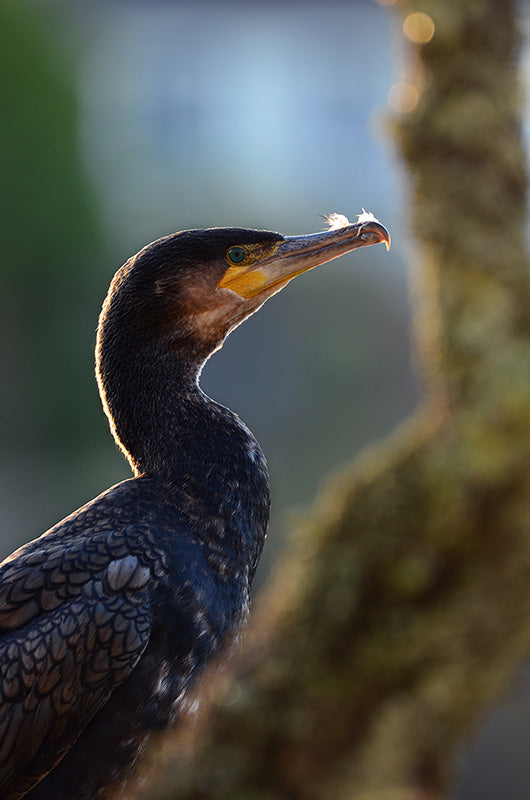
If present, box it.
[136,1,530,798]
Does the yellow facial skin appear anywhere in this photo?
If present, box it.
[221,267,268,298]
[220,242,281,299]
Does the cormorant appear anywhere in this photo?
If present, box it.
[0,214,390,799]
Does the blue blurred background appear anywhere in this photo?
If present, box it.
[0,1,529,797]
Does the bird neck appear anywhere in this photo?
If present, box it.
[98,339,270,579]
[97,337,265,490]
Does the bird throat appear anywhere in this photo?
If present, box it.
[97,334,268,508]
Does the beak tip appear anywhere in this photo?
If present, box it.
[358,220,391,252]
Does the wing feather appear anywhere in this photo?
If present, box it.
[0,533,153,798]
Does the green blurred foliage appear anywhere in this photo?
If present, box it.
[0,0,106,455]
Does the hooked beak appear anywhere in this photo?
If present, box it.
[218,218,391,299]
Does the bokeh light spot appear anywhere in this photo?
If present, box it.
[403,12,435,44]
[388,82,419,113]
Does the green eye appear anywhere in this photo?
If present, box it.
[227,246,246,264]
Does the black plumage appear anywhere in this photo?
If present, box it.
[0,218,389,799]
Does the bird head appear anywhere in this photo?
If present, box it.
[99,214,390,368]
[96,214,390,472]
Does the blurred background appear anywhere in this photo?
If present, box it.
[0,0,528,797]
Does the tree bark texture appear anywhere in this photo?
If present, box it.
[136,1,530,798]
